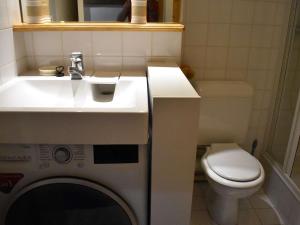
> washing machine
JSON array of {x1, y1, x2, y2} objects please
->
[{"x1": 0, "y1": 144, "x2": 148, "y2": 225}]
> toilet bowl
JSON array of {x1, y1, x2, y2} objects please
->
[
  {"x1": 196, "y1": 81, "x2": 265, "y2": 225},
  {"x1": 201, "y1": 143, "x2": 265, "y2": 225}
]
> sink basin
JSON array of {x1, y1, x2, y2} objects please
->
[
  {"x1": 0, "y1": 76, "x2": 148, "y2": 144},
  {"x1": 0, "y1": 76, "x2": 147, "y2": 112}
]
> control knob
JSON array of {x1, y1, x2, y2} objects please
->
[{"x1": 53, "y1": 146, "x2": 71, "y2": 164}]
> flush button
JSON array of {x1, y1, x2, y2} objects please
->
[{"x1": 53, "y1": 147, "x2": 71, "y2": 164}]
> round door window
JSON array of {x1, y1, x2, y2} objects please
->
[{"x1": 5, "y1": 178, "x2": 137, "y2": 225}]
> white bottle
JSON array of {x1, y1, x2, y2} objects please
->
[{"x1": 131, "y1": 0, "x2": 147, "y2": 24}]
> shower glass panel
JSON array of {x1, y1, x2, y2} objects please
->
[
  {"x1": 267, "y1": 0, "x2": 300, "y2": 192},
  {"x1": 268, "y1": 11, "x2": 300, "y2": 167}
]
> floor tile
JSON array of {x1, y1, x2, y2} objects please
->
[
  {"x1": 239, "y1": 199, "x2": 252, "y2": 210},
  {"x1": 190, "y1": 211, "x2": 215, "y2": 225},
  {"x1": 238, "y1": 209, "x2": 261, "y2": 225},
  {"x1": 191, "y1": 182, "x2": 284, "y2": 225},
  {"x1": 195, "y1": 181, "x2": 209, "y2": 194},
  {"x1": 192, "y1": 194, "x2": 207, "y2": 210}
]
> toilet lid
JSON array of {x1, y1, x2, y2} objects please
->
[{"x1": 206, "y1": 143, "x2": 261, "y2": 182}]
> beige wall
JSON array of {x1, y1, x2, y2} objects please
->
[{"x1": 182, "y1": 0, "x2": 292, "y2": 156}]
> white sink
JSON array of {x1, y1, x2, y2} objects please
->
[
  {"x1": 0, "y1": 76, "x2": 147, "y2": 112},
  {"x1": 0, "y1": 76, "x2": 148, "y2": 144}
]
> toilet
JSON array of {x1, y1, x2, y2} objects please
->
[{"x1": 196, "y1": 81, "x2": 265, "y2": 225}]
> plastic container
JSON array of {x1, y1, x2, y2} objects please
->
[
  {"x1": 21, "y1": 0, "x2": 51, "y2": 24},
  {"x1": 131, "y1": 0, "x2": 147, "y2": 24}
]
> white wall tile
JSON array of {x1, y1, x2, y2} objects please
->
[
  {"x1": 123, "y1": 32, "x2": 151, "y2": 56},
  {"x1": 62, "y1": 31, "x2": 92, "y2": 57},
  {"x1": 226, "y1": 69, "x2": 247, "y2": 81},
  {"x1": 152, "y1": 32, "x2": 182, "y2": 57},
  {"x1": 251, "y1": 26, "x2": 274, "y2": 48},
  {"x1": 0, "y1": 0, "x2": 9, "y2": 29},
  {"x1": 275, "y1": 3, "x2": 290, "y2": 26},
  {"x1": 227, "y1": 47, "x2": 249, "y2": 69},
  {"x1": 192, "y1": 68, "x2": 205, "y2": 80},
  {"x1": 271, "y1": 26, "x2": 284, "y2": 48},
  {"x1": 0, "y1": 28, "x2": 15, "y2": 67},
  {"x1": 253, "y1": 2, "x2": 277, "y2": 25},
  {"x1": 26, "y1": 56, "x2": 36, "y2": 70},
  {"x1": 16, "y1": 57, "x2": 28, "y2": 74},
  {"x1": 147, "y1": 56, "x2": 181, "y2": 65},
  {"x1": 253, "y1": 90, "x2": 265, "y2": 110},
  {"x1": 185, "y1": 0, "x2": 209, "y2": 23},
  {"x1": 247, "y1": 70, "x2": 268, "y2": 90},
  {"x1": 13, "y1": 32, "x2": 26, "y2": 60},
  {"x1": 265, "y1": 70, "x2": 277, "y2": 91},
  {"x1": 16, "y1": 30, "x2": 183, "y2": 73},
  {"x1": 231, "y1": 0, "x2": 255, "y2": 24},
  {"x1": 205, "y1": 69, "x2": 226, "y2": 80},
  {"x1": 33, "y1": 32, "x2": 63, "y2": 56},
  {"x1": 0, "y1": 61, "x2": 17, "y2": 83},
  {"x1": 184, "y1": 23, "x2": 207, "y2": 46},
  {"x1": 229, "y1": 25, "x2": 252, "y2": 47},
  {"x1": 34, "y1": 56, "x2": 64, "y2": 68},
  {"x1": 207, "y1": 24, "x2": 230, "y2": 46},
  {"x1": 93, "y1": 56, "x2": 122, "y2": 71},
  {"x1": 24, "y1": 32, "x2": 34, "y2": 56},
  {"x1": 92, "y1": 31, "x2": 122, "y2": 56},
  {"x1": 262, "y1": 91, "x2": 272, "y2": 110},
  {"x1": 182, "y1": 46, "x2": 206, "y2": 69},
  {"x1": 248, "y1": 48, "x2": 271, "y2": 70},
  {"x1": 208, "y1": 0, "x2": 233, "y2": 23},
  {"x1": 205, "y1": 47, "x2": 227, "y2": 69},
  {"x1": 123, "y1": 57, "x2": 146, "y2": 70}
]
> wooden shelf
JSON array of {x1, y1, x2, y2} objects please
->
[{"x1": 13, "y1": 22, "x2": 184, "y2": 32}]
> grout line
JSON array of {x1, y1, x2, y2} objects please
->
[
  {"x1": 224, "y1": 0, "x2": 234, "y2": 80},
  {"x1": 121, "y1": 31, "x2": 124, "y2": 72}
]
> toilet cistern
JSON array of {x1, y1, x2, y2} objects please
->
[{"x1": 69, "y1": 52, "x2": 85, "y2": 80}]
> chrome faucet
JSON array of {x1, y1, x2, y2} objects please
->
[{"x1": 69, "y1": 52, "x2": 84, "y2": 80}]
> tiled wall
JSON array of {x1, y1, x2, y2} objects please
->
[
  {"x1": 0, "y1": 0, "x2": 26, "y2": 84},
  {"x1": 22, "y1": 31, "x2": 182, "y2": 72},
  {"x1": 182, "y1": 0, "x2": 292, "y2": 155}
]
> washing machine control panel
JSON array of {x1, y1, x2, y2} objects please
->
[
  {"x1": 0, "y1": 145, "x2": 34, "y2": 162},
  {"x1": 39, "y1": 145, "x2": 85, "y2": 164}
]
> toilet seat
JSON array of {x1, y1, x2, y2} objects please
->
[
  {"x1": 201, "y1": 143, "x2": 265, "y2": 189},
  {"x1": 207, "y1": 143, "x2": 261, "y2": 182}
]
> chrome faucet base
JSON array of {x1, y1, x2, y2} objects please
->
[{"x1": 69, "y1": 52, "x2": 85, "y2": 80}]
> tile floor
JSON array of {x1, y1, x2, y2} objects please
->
[{"x1": 191, "y1": 182, "x2": 284, "y2": 225}]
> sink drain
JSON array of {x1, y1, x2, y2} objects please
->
[{"x1": 101, "y1": 91, "x2": 114, "y2": 95}]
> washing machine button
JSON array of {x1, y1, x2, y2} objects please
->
[{"x1": 53, "y1": 147, "x2": 71, "y2": 164}]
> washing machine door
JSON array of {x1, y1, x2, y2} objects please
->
[{"x1": 4, "y1": 178, "x2": 138, "y2": 225}]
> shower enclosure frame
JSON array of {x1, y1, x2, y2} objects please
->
[{"x1": 265, "y1": 0, "x2": 300, "y2": 201}]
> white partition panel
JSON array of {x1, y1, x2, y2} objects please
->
[{"x1": 148, "y1": 64, "x2": 200, "y2": 225}]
